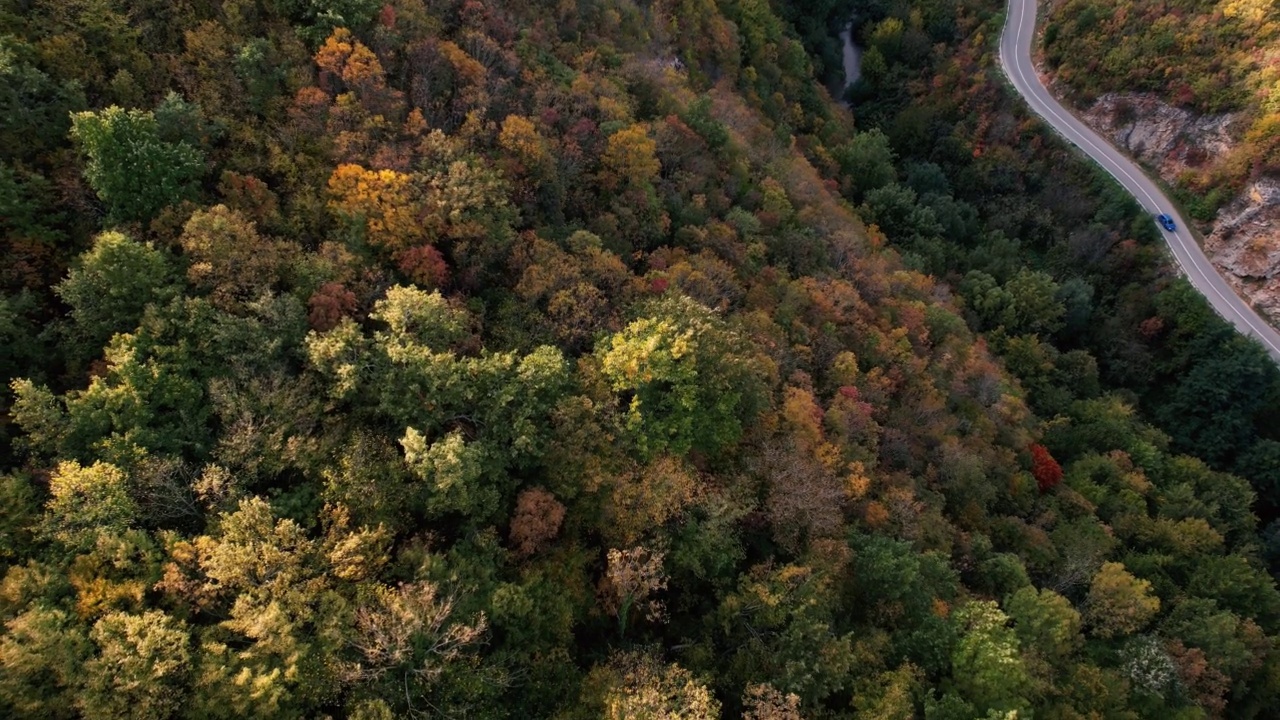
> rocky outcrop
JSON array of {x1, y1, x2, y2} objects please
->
[
  {"x1": 1205, "y1": 179, "x2": 1280, "y2": 323},
  {"x1": 1079, "y1": 93, "x2": 1238, "y2": 180},
  {"x1": 1073, "y1": 93, "x2": 1280, "y2": 327}
]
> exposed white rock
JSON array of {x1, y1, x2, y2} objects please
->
[
  {"x1": 1205, "y1": 179, "x2": 1280, "y2": 325},
  {"x1": 1079, "y1": 93, "x2": 1238, "y2": 179}
]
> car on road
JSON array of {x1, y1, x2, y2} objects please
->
[{"x1": 1157, "y1": 213, "x2": 1177, "y2": 232}]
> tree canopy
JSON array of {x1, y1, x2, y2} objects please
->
[{"x1": 1, "y1": 0, "x2": 1279, "y2": 717}]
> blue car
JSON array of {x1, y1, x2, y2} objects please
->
[{"x1": 1157, "y1": 213, "x2": 1177, "y2": 232}]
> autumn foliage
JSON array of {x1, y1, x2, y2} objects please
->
[
  {"x1": 4, "y1": 0, "x2": 1280, "y2": 717},
  {"x1": 1029, "y1": 443, "x2": 1063, "y2": 492},
  {"x1": 508, "y1": 487, "x2": 565, "y2": 557},
  {"x1": 307, "y1": 281, "x2": 358, "y2": 331},
  {"x1": 327, "y1": 164, "x2": 424, "y2": 250},
  {"x1": 394, "y1": 244, "x2": 450, "y2": 289}
]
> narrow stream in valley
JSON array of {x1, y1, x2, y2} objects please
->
[{"x1": 838, "y1": 16, "x2": 862, "y2": 104}]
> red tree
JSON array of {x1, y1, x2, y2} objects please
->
[
  {"x1": 308, "y1": 282, "x2": 358, "y2": 332},
  {"x1": 395, "y1": 244, "x2": 450, "y2": 289},
  {"x1": 1029, "y1": 443, "x2": 1063, "y2": 492}
]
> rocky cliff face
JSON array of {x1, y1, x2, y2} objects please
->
[
  {"x1": 1074, "y1": 93, "x2": 1280, "y2": 328},
  {"x1": 1206, "y1": 179, "x2": 1280, "y2": 324}
]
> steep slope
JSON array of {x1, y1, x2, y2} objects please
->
[
  {"x1": 0, "y1": 0, "x2": 1279, "y2": 718},
  {"x1": 999, "y1": 0, "x2": 1280, "y2": 361},
  {"x1": 1078, "y1": 93, "x2": 1280, "y2": 326},
  {"x1": 1041, "y1": 0, "x2": 1280, "y2": 329}
]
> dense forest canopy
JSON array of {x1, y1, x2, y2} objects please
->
[{"x1": 2, "y1": 0, "x2": 1280, "y2": 717}]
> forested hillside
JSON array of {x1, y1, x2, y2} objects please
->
[
  {"x1": 1041, "y1": 0, "x2": 1280, "y2": 211},
  {"x1": 2, "y1": 0, "x2": 1280, "y2": 717}
]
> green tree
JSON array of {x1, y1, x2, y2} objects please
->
[
  {"x1": 960, "y1": 269, "x2": 1065, "y2": 337},
  {"x1": 42, "y1": 460, "x2": 138, "y2": 550},
  {"x1": 0, "y1": 162, "x2": 64, "y2": 245},
  {"x1": 0, "y1": 291, "x2": 44, "y2": 391},
  {"x1": 1154, "y1": 332, "x2": 1278, "y2": 467},
  {"x1": 1005, "y1": 586, "x2": 1082, "y2": 661},
  {"x1": 1186, "y1": 554, "x2": 1280, "y2": 632},
  {"x1": 1237, "y1": 439, "x2": 1280, "y2": 516},
  {"x1": 321, "y1": 286, "x2": 573, "y2": 521},
  {"x1": 716, "y1": 562, "x2": 859, "y2": 705},
  {"x1": 0, "y1": 472, "x2": 39, "y2": 562},
  {"x1": 70, "y1": 106, "x2": 205, "y2": 223},
  {"x1": 234, "y1": 39, "x2": 285, "y2": 113},
  {"x1": 852, "y1": 664, "x2": 922, "y2": 720},
  {"x1": 0, "y1": 36, "x2": 85, "y2": 162},
  {"x1": 1158, "y1": 597, "x2": 1260, "y2": 681},
  {"x1": 851, "y1": 533, "x2": 960, "y2": 631},
  {"x1": 833, "y1": 128, "x2": 898, "y2": 202},
  {"x1": 0, "y1": 607, "x2": 91, "y2": 719},
  {"x1": 860, "y1": 46, "x2": 889, "y2": 87},
  {"x1": 370, "y1": 285, "x2": 469, "y2": 351},
  {"x1": 13, "y1": 299, "x2": 237, "y2": 463},
  {"x1": 55, "y1": 231, "x2": 178, "y2": 356},
  {"x1": 293, "y1": 0, "x2": 383, "y2": 45},
  {"x1": 950, "y1": 600, "x2": 1032, "y2": 715},
  {"x1": 400, "y1": 428, "x2": 494, "y2": 518},
  {"x1": 152, "y1": 91, "x2": 217, "y2": 148},
  {"x1": 82, "y1": 610, "x2": 191, "y2": 720},
  {"x1": 598, "y1": 294, "x2": 771, "y2": 458},
  {"x1": 859, "y1": 184, "x2": 944, "y2": 257},
  {"x1": 1000, "y1": 269, "x2": 1065, "y2": 337}
]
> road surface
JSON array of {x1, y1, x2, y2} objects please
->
[{"x1": 998, "y1": 0, "x2": 1280, "y2": 363}]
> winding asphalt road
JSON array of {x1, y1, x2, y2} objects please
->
[{"x1": 998, "y1": 0, "x2": 1280, "y2": 362}]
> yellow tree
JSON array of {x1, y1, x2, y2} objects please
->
[
  {"x1": 179, "y1": 205, "x2": 299, "y2": 311},
  {"x1": 82, "y1": 611, "x2": 191, "y2": 720},
  {"x1": 343, "y1": 582, "x2": 487, "y2": 685},
  {"x1": 602, "y1": 456, "x2": 700, "y2": 546},
  {"x1": 327, "y1": 164, "x2": 424, "y2": 251},
  {"x1": 601, "y1": 123, "x2": 661, "y2": 191},
  {"x1": 498, "y1": 114, "x2": 550, "y2": 172},
  {"x1": 581, "y1": 650, "x2": 720, "y2": 720},
  {"x1": 314, "y1": 28, "x2": 404, "y2": 118},
  {"x1": 603, "y1": 545, "x2": 668, "y2": 637},
  {"x1": 498, "y1": 114, "x2": 552, "y2": 208},
  {"x1": 1084, "y1": 562, "x2": 1160, "y2": 639},
  {"x1": 42, "y1": 461, "x2": 138, "y2": 550},
  {"x1": 0, "y1": 606, "x2": 91, "y2": 717},
  {"x1": 743, "y1": 683, "x2": 803, "y2": 720}
]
